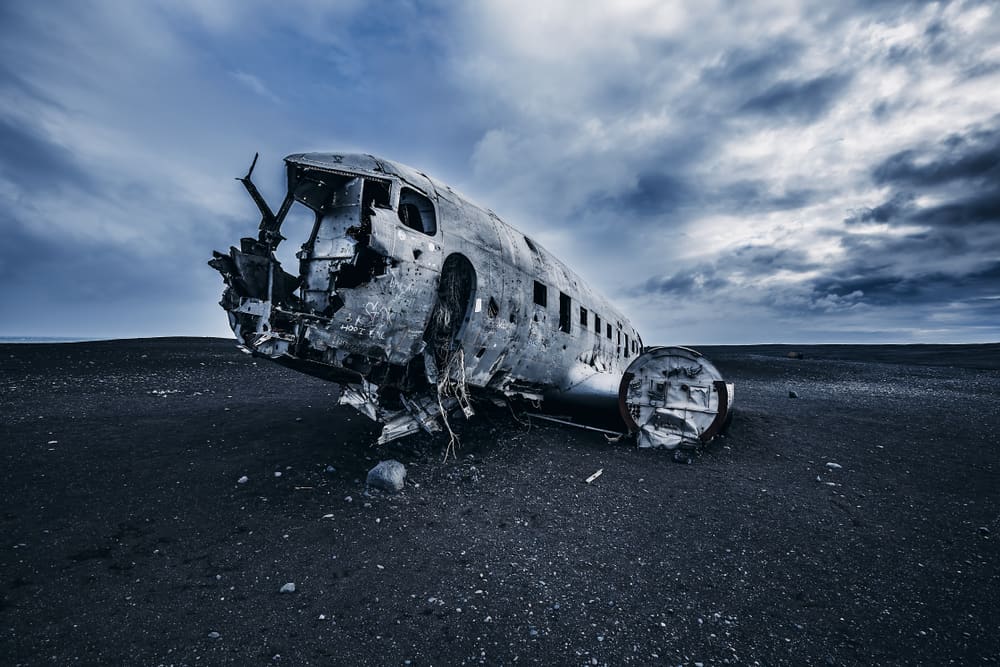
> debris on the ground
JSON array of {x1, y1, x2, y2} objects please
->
[
  {"x1": 367, "y1": 460, "x2": 407, "y2": 493},
  {"x1": 789, "y1": 390, "x2": 799, "y2": 398},
  {"x1": 585, "y1": 469, "x2": 604, "y2": 484},
  {"x1": 237, "y1": 475, "x2": 248, "y2": 484},
  {"x1": 279, "y1": 583, "x2": 296, "y2": 593},
  {"x1": 274, "y1": 471, "x2": 282, "y2": 477},
  {"x1": 826, "y1": 462, "x2": 843, "y2": 469},
  {"x1": 208, "y1": 631, "x2": 221, "y2": 639}
]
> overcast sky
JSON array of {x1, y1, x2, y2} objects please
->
[{"x1": 2, "y1": 0, "x2": 998, "y2": 343}]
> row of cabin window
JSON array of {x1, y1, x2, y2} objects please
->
[{"x1": 531, "y1": 280, "x2": 639, "y2": 356}]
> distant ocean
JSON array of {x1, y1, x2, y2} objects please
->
[{"x1": 0, "y1": 337, "x2": 109, "y2": 344}]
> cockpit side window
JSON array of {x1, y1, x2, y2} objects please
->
[{"x1": 398, "y1": 187, "x2": 437, "y2": 235}]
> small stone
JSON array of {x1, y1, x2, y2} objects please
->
[
  {"x1": 788, "y1": 390, "x2": 798, "y2": 398},
  {"x1": 318, "y1": 614, "x2": 326, "y2": 620},
  {"x1": 979, "y1": 527, "x2": 990, "y2": 537},
  {"x1": 279, "y1": 582, "x2": 296, "y2": 594},
  {"x1": 345, "y1": 496, "x2": 353, "y2": 503},
  {"x1": 367, "y1": 460, "x2": 407, "y2": 493},
  {"x1": 237, "y1": 476, "x2": 249, "y2": 484},
  {"x1": 672, "y1": 450, "x2": 691, "y2": 464},
  {"x1": 826, "y1": 462, "x2": 842, "y2": 469},
  {"x1": 274, "y1": 471, "x2": 282, "y2": 477},
  {"x1": 208, "y1": 631, "x2": 221, "y2": 639},
  {"x1": 325, "y1": 465, "x2": 336, "y2": 473}
]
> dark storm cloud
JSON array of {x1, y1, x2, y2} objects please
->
[
  {"x1": 587, "y1": 172, "x2": 821, "y2": 225},
  {"x1": 844, "y1": 193, "x2": 916, "y2": 225},
  {"x1": 852, "y1": 119, "x2": 1000, "y2": 234},
  {"x1": 873, "y1": 126, "x2": 1000, "y2": 188},
  {"x1": 709, "y1": 180, "x2": 821, "y2": 214},
  {"x1": 0, "y1": 115, "x2": 94, "y2": 192},
  {"x1": 609, "y1": 171, "x2": 694, "y2": 217},
  {"x1": 811, "y1": 260, "x2": 1000, "y2": 307},
  {"x1": 701, "y1": 39, "x2": 803, "y2": 86},
  {"x1": 911, "y1": 193, "x2": 1000, "y2": 227},
  {"x1": 634, "y1": 245, "x2": 819, "y2": 296},
  {"x1": 739, "y1": 72, "x2": 851, "y2": 122}
]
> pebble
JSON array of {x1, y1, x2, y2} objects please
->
[
  {"x1": 345, "y1": 496, "x2": 353, "y2": 503},
  {"x1": 979, "y1": 527, "x2": 990, "y2": 537},
  {"x1": 237, "y1": 476, "x2": 249, "y2": 484},
  {"x1": 325, "y1": 465, "x2": 336, "y2": 473},
  {"x1": 788, "y1": 390, "x2": 798, "y2": 398},
  {"x1": 208, "y1": 631, "x2": 221, "y2": 639},
  {"x1": 826, "y1": 462, "x2": 843, "y2": 469},
  {"x1": 280, "y1": 582, "x2": 296, "y2": 593},
  {"x1": 274, "y1": 471, "x2": 282, "y2": 477}
]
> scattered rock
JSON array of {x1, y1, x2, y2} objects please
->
[
  {"x1": 237, "y1": 476, "x2": 249, "y2": 484},
  {"x1": 788, "y1": 390, "x2": 799, "y2": 398},
  {"x1": 325, "y1": 465, "x2": 336, "y2": 473},
  {"x1": 208, "y1": 631, "x2": 221, "y2": 639},
  {"x1": 279, "y1": 582, "x2": 296, "y2": 594},
  {"x1": 979, "y1": 527, "x2": 990, "y2": 537},
  {"x1": 672, "y1": 450, "x2": 691, "y2": 464},
  {"x1": 345, "y1": 496, "x2": 353, "y2": 503},
  {"x1": 274, "y1": 471, "x2": 282, "y2": 477},
  {"x1": 367, "y1": 460, "x2": 407, "y2": 493},
  {"x1": 826, "y1": 462, "x2": 843, "y2": 469}
]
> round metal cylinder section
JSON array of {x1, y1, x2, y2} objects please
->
[{"x1": 618, "y1": 346, "x2": 733, "y2": 449}]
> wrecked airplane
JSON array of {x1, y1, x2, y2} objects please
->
[{"x1": 209, "y1": 153, "x2": 733, "y2": 453}]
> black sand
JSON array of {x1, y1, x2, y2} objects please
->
[{"x1": 1, "y1": 338, "x2": 998, "y2": 665}]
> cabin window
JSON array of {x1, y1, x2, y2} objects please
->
[
  {"x1": 595, "y1": 314, "x2": 601, "y2": 335},
  {"x1": 533, "y1": 281, "x2": 547, "y2": 307},
  {"x1": 362, "y1": 179, "x2": 391, "y2": 211},
  {"x1": 625, "y1": 333, "x2": 630, "y2": 357},
  {"x1": 606, "y1": 323, "x2": 612, "y2": 339},
  {"x1": 579, "y1": 306, "x2": 588, "y2": 326},
  {"x1": 559, "y1": 292, "x2": 571, "y2": 333},
  {"x1": 398, "y1": 187, "x2": 437, "y2": 235}
]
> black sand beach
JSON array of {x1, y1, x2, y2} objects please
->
[{"x1": 1, "y1": 338, "x2": 998, "y2": 665}]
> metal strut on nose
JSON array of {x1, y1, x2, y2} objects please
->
[{"x1": 237, "y1": 152, "x2": 293, "y2": 251}]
